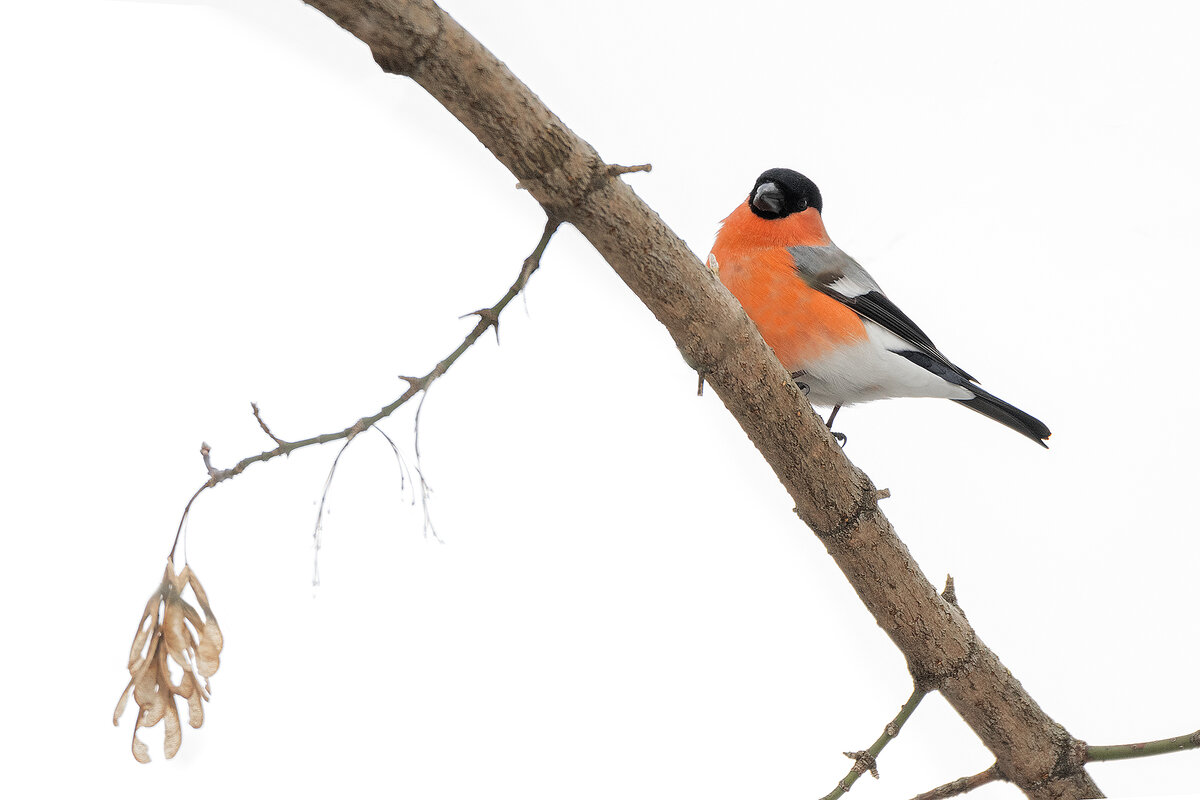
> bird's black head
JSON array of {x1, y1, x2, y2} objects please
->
[{"x1": 748, "y1": 168, "x2": 823, "y2": 220}]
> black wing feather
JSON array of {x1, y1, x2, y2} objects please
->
[{"x1": 827, "y1": 289, "x2": 978, "y2": 384}]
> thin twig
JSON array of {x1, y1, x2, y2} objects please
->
[
  {"x1": 168, "y1": 484, "x2": 208, "y2": 562},
  {"x1": 312, "y1": 438, "x2": 354, "y2": 587},
  {"x1": 907, "y1": 764, "x2": 1002, "y2": 800},
  {"x1": 411, "y1": 388, "x2": 438, "y2": 541},
  {"x1": 607, "y1": 162, "x2": 652, "y2": 176},
  {"x1": 1087, "y1": 729, "x2": 1200, "y2": 762},
  {"x1": 251, "y1": 402, "x2": 287, "y2": 447},
  {"x1": 818, "y1": 686, "x2": 928, "y2": 800},
  {"x1": 200, "y1": 443, "x2": 215, "y2": 477},
  {"x1": 167, "y1": 217, "x2": 561, "y2": 558},
  {"x1": 373, "y1": 425, "x2": 412, "y2": 495}
]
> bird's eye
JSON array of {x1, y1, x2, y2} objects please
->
[{"x1": 794, "y1": 198, "x2": 808, "y2": 212}]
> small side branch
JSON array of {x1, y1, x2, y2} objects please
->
[
  {"x1": 168, "y1": 217, "x2": 561, "y2": 560},
  {"x1": 1087, "y1": 728, "x2": 1200, "y2": 762},
  {"x1": 908, "y1": 764, "x2": 1002, "y2": 800},
  {"x1": 818, "y1": 686, "x2": 928, "y2": 800},
  {"x1": 251, "y1": 402, "x2": 287, "y2": 447},
  {"x1": 607, "y1": 162, "x2": 652, "y2": 176}
]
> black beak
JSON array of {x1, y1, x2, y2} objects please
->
[{"x1": 752, "y1": 182, "x2": 785, "y2": 215}]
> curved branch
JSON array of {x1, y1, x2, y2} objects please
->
[
  {"x1": 296, "y1": 2, "x2": 1101, "y2": 796},
  {"x1": 168, "y1": 216, "x2": 560, "y2": 560},
  {"x1": 1087, "y1": 729, "x2": 1200, "y2": 762}
]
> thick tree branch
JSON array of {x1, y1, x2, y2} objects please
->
[
  {"x1": 295, "y1": 1, "x2": 1101, "y2": 796},
  {"x1": 168, "y1": 216, "x2": 559, "y2": 560}
]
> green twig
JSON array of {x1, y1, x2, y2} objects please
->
[
  {"x1": 1087, "y1": 729, "x2": 1200, "y2": 762},
  {"x1": 818, "y1": 687, "x2": 928, "y2": 800},
  {"x1": 168, "y1": 216, "x2": 561, "y2": 560}
]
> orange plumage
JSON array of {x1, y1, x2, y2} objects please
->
[
  {"x1": 711, "y1": 202, "x2": 865, "y2": 370},
  {"x1": 706, "y1": 167, "x2": 1051, "y2": 446}
]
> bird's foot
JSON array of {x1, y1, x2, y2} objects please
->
[
  {"x1": 790, "y1": 371, "x2": 810, "y2": 396},
  {"x1": 832, "y1": 431, "x2": 848, "y2": 447}
]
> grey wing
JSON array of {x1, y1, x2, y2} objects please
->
[{"x1": 787, "y1": 244, "x2": 977, "y2": 384}]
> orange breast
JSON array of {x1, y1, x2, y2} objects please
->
[{"x1": 712, "y1": 239, "x2": 866, "y2": 371}]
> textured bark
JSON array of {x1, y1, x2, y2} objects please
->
[{"x1": 299, "y1": 1, "x2": 1102, "y2": 796}]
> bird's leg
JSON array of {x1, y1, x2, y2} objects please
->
[
  {"x1": 791, "y1": 372, "x2": 845, "y2": 444},
  {"x1": 825, "y1": 405, "x2": 847, "y2": 447}
]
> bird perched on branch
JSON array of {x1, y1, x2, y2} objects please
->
[{"x1": 708, "y1": 168, "x2": 1050, "y2": 446}]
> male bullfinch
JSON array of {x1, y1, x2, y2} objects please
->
[{"x1": 708, "y1": 168, "x2": 1051, "y2": 446}]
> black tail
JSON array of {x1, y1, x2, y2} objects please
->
[{"x1": 953, "y1": 388, "x2": 1051, "y2": 447}]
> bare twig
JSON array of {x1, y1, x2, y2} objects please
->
[
  {"x1": 908, "y1": 765, "x2": 1002, "y2": 800},
  {"x1": 251, "y1": 402, "x2": 287, "y2": 447},
  {"x1": 818, "y1": 686, "x2": 928, "y2": 800},
  {"x1": 311, "y1": 438, "x2": 354, "y2": 587},
  {"x1": 411, "y1": 389, "x2": 437, "y2": 540},
  {"x1": 200, "y1": 442, "x2": 215, "y2": 477},
  {"x1": 1087, "y1": 729, "x2": 1200, "y2": 762},
  {"x1": 167, "y1": 217, "x2": 561, "y2": 559},
  {"x1": 373, "y1": 424, "x2": 412, "y2": 494}
]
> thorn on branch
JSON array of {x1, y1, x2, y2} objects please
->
[
  {"x1": 607, "y1": 162, "x2": 652, "y2": 177},
  {"x1": 251, "y1": 402, "x2": 287, "y2": 448},
  {"x1": 461, "y1": 307, "x2": 502, "y2": 344},
  {"x1": 875, "y1": 488, "x2": 891, "y2": 501},
  {"x1": 696, "y1": 369, "x2": 707, "y2": 397},
  {"x1": 942, "y1": 575, "x2": 958, "y2": 606}
]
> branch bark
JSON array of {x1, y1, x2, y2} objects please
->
[{"x1": 297, "y1": 1, "x2": 1102, "y2": 796}]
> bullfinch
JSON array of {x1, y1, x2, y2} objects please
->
[{"x1": 708, "y1": 168, "x2": 1051, "y2": 446}]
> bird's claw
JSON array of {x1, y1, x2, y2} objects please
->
[
  {"x1": 791, "y1": 372, "x2": 810, "y2": 396},
  {"x1": 832, "y1": 431, "x2": 847, "y2": 447}
]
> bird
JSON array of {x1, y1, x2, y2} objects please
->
[{"x1": 707, "y1": 168, "x2": 1051, "y2": 447}]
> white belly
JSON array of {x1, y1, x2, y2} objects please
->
[{"x1": 796, "y1": 321, "x2": 974, "y2": 407}]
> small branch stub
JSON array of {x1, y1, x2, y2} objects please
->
[
  {"x1": 200, "y1": 442, "x2": 215, "y2": 478},
  {"x1": 942, "y1": 574, "x2": 958, "y2": 606},
  {"x1": 607, "y1": 162, "x2": 652, "y2": 176}
]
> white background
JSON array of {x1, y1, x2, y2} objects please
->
[{"x1": 3, "y1": 1, "x2": 1199, "y2": 798}]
